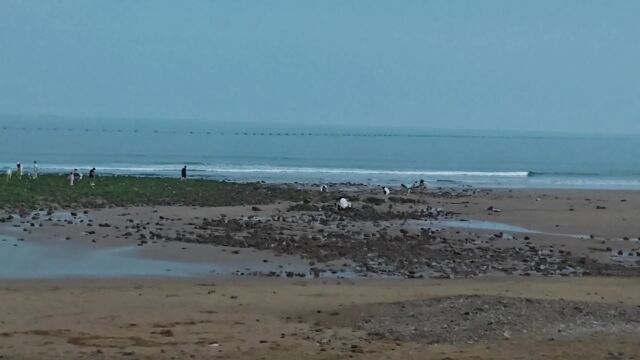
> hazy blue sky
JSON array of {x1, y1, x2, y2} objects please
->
[{"x1": 1, "y1": 1, "x2": 639, "y2": 133}]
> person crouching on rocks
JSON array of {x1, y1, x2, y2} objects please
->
[{"x1": 73, "y1": 169, "x2": 83, "y2": 182}]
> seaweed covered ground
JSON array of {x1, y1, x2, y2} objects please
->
[{"x1": 0, "y1": 174, "x2": 325, "y2": 208}]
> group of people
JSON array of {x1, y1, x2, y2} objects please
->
[
  {"x1": 5, "y1": 161, "x2": 37, "y2": 181},
  {"x1": 321, "y1": 179, "x2": 428, "y2": 196},
  {"x1": 401, "y1": 179, "x2": 427, "y2": 194},
  {"x1": 6, "y1": 163, "x2": 422, "y2": 189},
  {"x1": 68, "y1": 167, "x2": 96, "y2": 186},
  {"x1": 6, "y1": 164, "x2": 189, "y2": 184},
  {"x1": 5, "y1": 161, "x2": 97, "y2": 187}
]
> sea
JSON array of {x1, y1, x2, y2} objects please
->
[{"x1": 2, "y1": 117, "x2": 640, "y2": 190}]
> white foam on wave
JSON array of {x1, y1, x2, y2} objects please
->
[
  {"x1": 26, "y1": 164, "x2": 530, "y2": 178},
  {"x1": 5, "y1": 162, "x2": 640, "y2": 189},
  {"x1": 549, "y1": 178, "x2": 640, "y2": 187},
  {"x1": 193, "y1": 167, "x2": 530, "y2": 177}
]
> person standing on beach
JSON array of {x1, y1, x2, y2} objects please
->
[
  {"x1": 69, "y1": 171, "x2": 75, "y2": 186},
  {"x1": 181, "y1": 166, "x2": 187, "y2": 181},
  {"x1": 16, "y1": 162, "x2": 22, "y2": 179},
  {"x1": 32, "y1": 161, "x2": 38, "y2": 179},
  {"x1": 89, "y1": 167, "x2": 96, "y2": 186}
]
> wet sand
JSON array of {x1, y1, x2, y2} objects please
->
[
  {"x1": 1, "y1": 186, "x2": 640, "y2": 358},
  {"x1": 6, "y1": 186, "x2": 639, "y2": 277}
]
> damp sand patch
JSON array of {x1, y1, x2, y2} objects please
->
[{"x1": 314, "y1": 295, "x2": 640, "y2": 344}]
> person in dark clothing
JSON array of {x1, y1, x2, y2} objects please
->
[
  {"x1": 89, "y1": 168, "x2": 96, "y2": 186},
  {"x1": 181, "y1": 166, "x2": 187, "y2": 181}
]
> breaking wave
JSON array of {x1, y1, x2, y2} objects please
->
[{"x1": 21, "y1": 164, "x2": 531, "y2": 178}]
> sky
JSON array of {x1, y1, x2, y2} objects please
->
[{"x1": 1, "y1": 1, "x2": 639, "y2": 134}]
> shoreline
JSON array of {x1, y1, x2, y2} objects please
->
[{"x1": 6, "y1": 169, "x2": 640, "y2": 190}]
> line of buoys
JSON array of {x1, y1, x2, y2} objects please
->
[{"x1": 0, "y1": 126, "x2": 443, "y2": 138}]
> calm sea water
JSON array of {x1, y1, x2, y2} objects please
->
[{"x1": 2, "y1": 117, "x2": 640, "y2": 189}]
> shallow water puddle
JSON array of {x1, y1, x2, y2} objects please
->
[
  {"x1": 611, "y1": 253, "x2": 640, "y2": 263},
  {"x1": 423, "y1": 219, "x2": 591, "y2": 239},
  {"x1": 431, "y1": 220, "x2": 537, "y2": 233},
  {"x1": 0, "y1": 235, "x2": 350, "y2": 279},
  {"x1": 0, "y1": 237, "x2": 213, "y2": 279}
]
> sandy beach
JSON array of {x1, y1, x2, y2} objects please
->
[
  {"x1": 2, "y1": 277, "x2": 640, "y2": 359},
  {"x1": 4, "y1": 1, "x2": 640, "y2": 358},
  {"x1": 1, "y1": 182, "x2": 640, "y2": 359}
]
